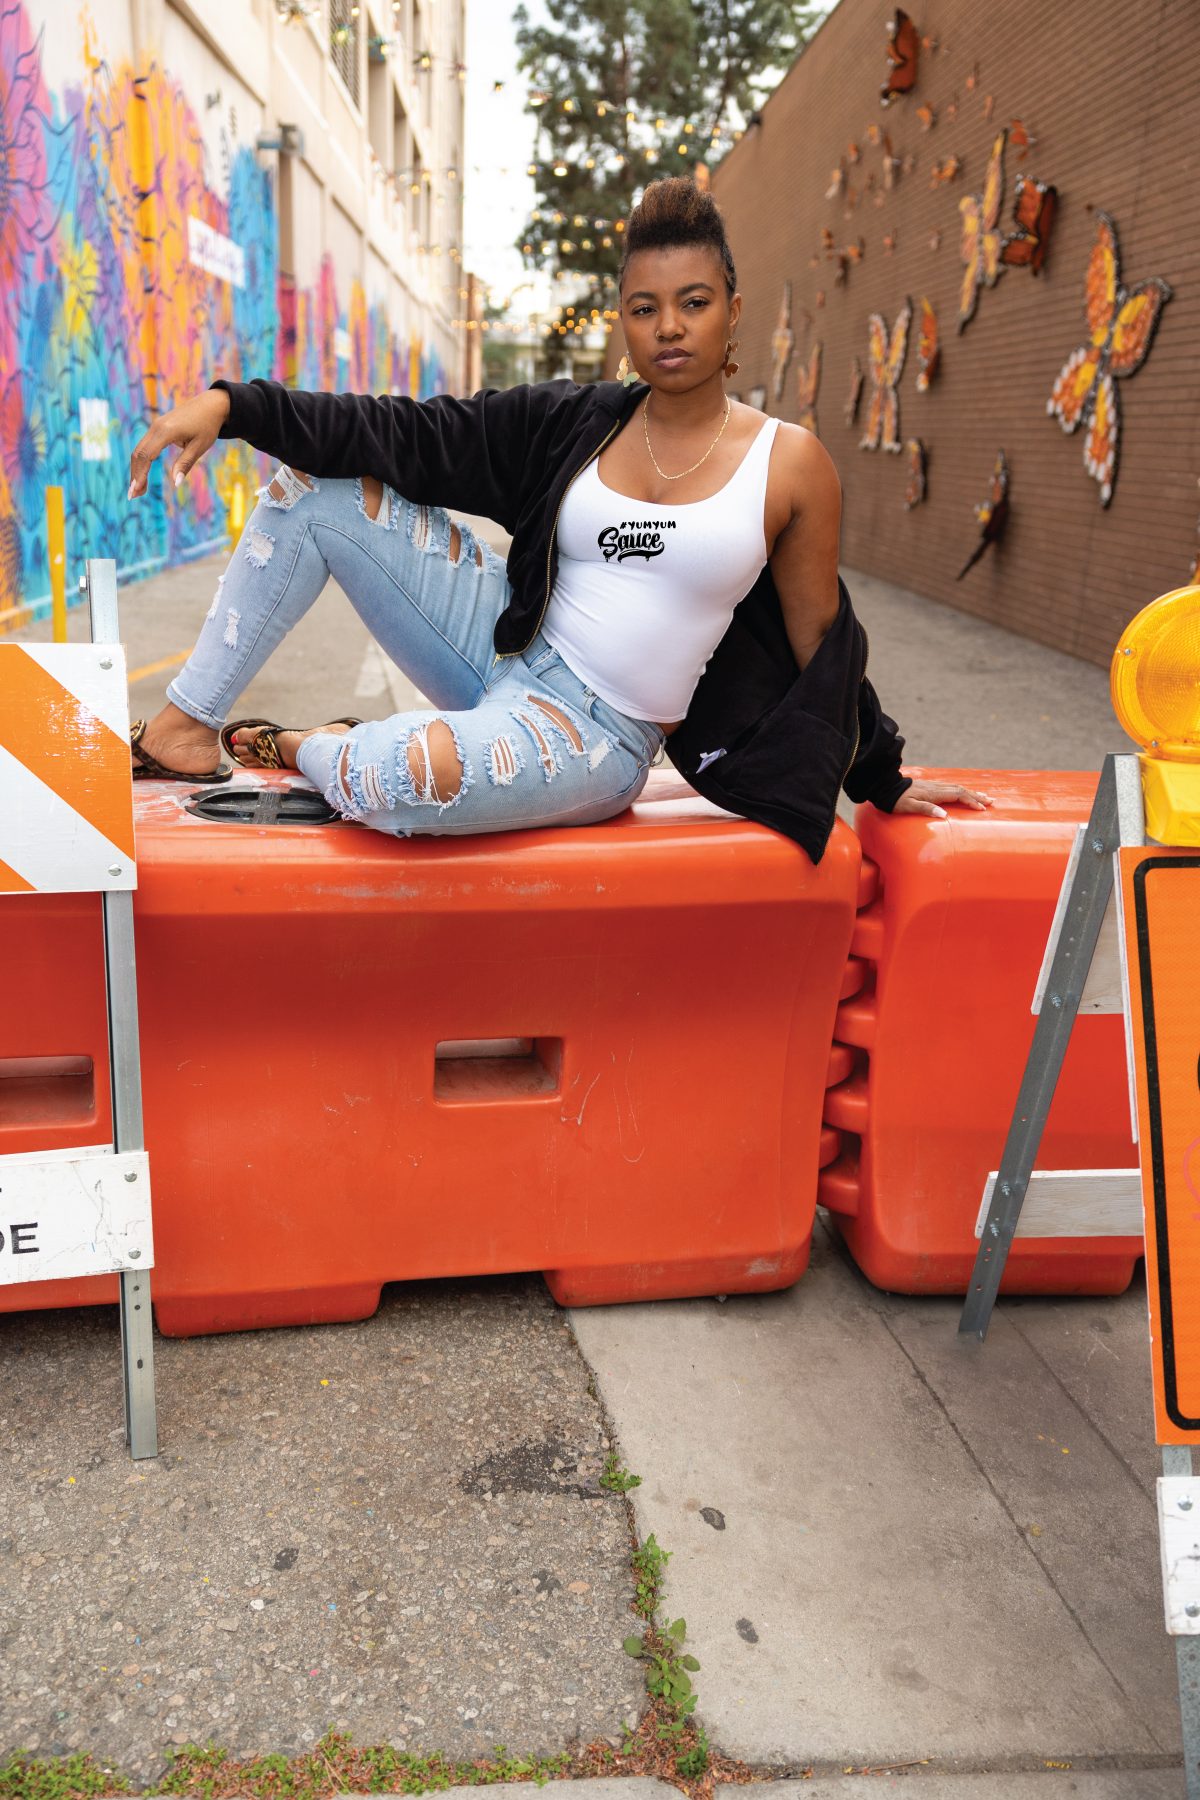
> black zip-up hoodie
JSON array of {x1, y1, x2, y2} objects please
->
[{"x1": 212, "y1": 373, "x2": 912, "y2": 859}]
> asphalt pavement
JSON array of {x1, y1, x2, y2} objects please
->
[{"x1": 2, "y1": 527, "x2": 1174, "y2": 1798}]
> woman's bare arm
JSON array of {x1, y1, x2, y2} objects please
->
[{"x1": 768, "y1": 426, "x2": 991, "y2": 817}]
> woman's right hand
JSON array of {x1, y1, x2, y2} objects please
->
[{"x1": 127, "y1": 388, "x2": 232, "y2": 499}]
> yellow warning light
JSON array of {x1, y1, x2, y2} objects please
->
[
  {"x1": 1111, "y1": 585, "x2": 1200, "y2": 762},
  {"x1": 1112, "y1": 585, "x2": 1200, "y2": 845}
]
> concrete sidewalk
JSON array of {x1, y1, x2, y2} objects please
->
[{"x1": 2, "y1": 543, "x2": 1177, "y2": 1796}]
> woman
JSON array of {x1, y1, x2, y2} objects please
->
[{"x1": 127, "y1": 178, "x2": 989, "y2": 853}]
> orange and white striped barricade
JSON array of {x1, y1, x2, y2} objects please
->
[{"x1": 0, "y1": 558, "x2": 156, "y2": 1459}]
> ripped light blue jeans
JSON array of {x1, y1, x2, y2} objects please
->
[{"x1": 166, "y1": 468, "x2": 665, "y2": 836}]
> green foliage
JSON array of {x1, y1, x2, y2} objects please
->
[
  {"x1": 0, "y1": 1752, "x2": 129, "y2": 1800},
  {"x1": 156, "y1": 1734, "x2": 573, "y2": 1798},
  {"x1": 599, "y1": 1451, "x2": 642, "y2": 1493},
  {"x1": 631, "y1": 1530, "x2": 670, "y2": 1616},
  {"x1": 674, "y1": 1728, "x2": 711, "y2": 1779},
  {"x1": 513, "y1": 0, "x2": 827, "y2": 310},
  {"x1": 623, "y1": 1615, "x2": 703, "y2": 1739}
]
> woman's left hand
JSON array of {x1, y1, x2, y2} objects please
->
[{"x1": 890, "y1": 777, "x2": 994, "y2": 820}]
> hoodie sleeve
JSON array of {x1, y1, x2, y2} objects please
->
[
  {"x1": 842, "y1": 675, "x2": 912, "y2": 811},
  {"x1": 209, "y1": 378, "x2": 568, "y2": 532}
]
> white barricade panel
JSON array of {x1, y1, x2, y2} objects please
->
[
  {"x1": 0, "y1": 1148, "x2": 153, "y2": 1283},
  {"x1": 0, "y1": 642, "x2": 135, "y2": 894}
]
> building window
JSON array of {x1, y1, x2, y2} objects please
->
[{"x1": 329, "y1": 0, "x2": 361, "y2": 107}]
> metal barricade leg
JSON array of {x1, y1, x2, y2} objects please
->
[
  {"x1": 1163, "y1": 1446, "x2": 1200, "y2": 1798},
  {"x1": 89, "y1": 560, "x2": 159, "y2": 1458},
  {"x1": 958, "y1": 756, "x2": 1123, "y2": 1339}
]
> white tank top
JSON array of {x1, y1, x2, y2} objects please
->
[{"x1": 543, "y1": 414, "x2": 780, "y2": 722}]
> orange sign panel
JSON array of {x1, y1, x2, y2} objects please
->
[{"x1": 1119, "y1": 849, "x2": 1200, "y2": 1443}]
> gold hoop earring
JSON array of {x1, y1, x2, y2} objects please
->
[
  {"x1": 616, "y1": 352, "x2": 641, "y2": 387},
  {"x1": 723, "y1": 338, "x2": 741, "y2": 378}
]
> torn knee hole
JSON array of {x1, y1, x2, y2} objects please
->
[
  {"x1": 407, "y1": 719, "x2": 464, "y2": 803},
  {"x1": 449, "y1": 522, "x2": 462, "y2": 563},
  {"x1": 474, "y1": 541, "x2": 484, "y2": 567}
]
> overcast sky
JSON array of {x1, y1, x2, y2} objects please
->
[{"x1": 462, "y1": 3, "x2": 548, "y2": 313}]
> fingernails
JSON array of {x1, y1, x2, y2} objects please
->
[
  {"x1": 173, "y1": 468, "x2": 184, "y2": 488},
  {"x1": 933, "y1": 807, "x2": 948, "y2": 819},
  {"x1": 127, "y1": 482, "x2": 136, "y2": 500}
]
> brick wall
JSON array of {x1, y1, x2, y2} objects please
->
[{"x1": 709, "y1": 0, "x2": 1199, "y2": 667}]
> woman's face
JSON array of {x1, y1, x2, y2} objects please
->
[{"x1": 619, "y1": 244, "x2": 740, "y2": 389}]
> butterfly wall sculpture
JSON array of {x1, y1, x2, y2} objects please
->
[
  {"x1": 1047, "y1": 212, "x2": 1171, "y2": 506},
  {"x1": 860, "y1": 298, "x2": 912, "y2": 453},
  {"x1": 770, "y1": 281, "x2": 795, "y2": 402},
  {"x1": 915, "y1": 298, "x2": 939, "y2": 390},
  {"x1": 957, "y1": 450, "x2": 1010, "y2": 578},
  {"x1": 958, "y1": 131, "x2": 1007, "y2": 329},
  {"x1": 881, "y1": 8, "x2": 918, "y2": 105},
  {"x1": 905, "y1": 439, "x2": 927, "y2": 508},
  {"x1": 1001, "y1": 173, "x2": 1057, "y2": 275},
  {"x1": 796, "y1": 342, "x2": 822, "y2": 434}
]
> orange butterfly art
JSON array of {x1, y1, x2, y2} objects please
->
[
  {"x1": 770, "y1": 280, "x2": 795, "y2": 401},
  {"x1": 881, "y1": 8, "x2": 919, "y2": 105},
  {"x1": 958, "y1": 130, "x2": 1007, "y2": 329},
  {"x1": 957, "y1": 450, "x2": 1010, "y2": 579},
  {"x1": 915, "y1": 297, "x2": 938, "y2": 390},
  {"x1": 797, "y1": 341, "x2": 822, "y2": 434},
  {"x1": 1047, "y1": 212, "x2": 1171, "y2": 506},
  {"x1": 904, "y1": 438, "x2": 927, "y2": 508},
  {"x1": 1000, "y1": 173, "x2": 1057, "y2": 274},
  {"x1": 860, "y1": 298, "x2": 912, "y2": 453}
]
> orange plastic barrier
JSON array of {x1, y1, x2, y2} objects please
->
[
  {"x1": 0, "y1": 768, "x2": 861, "y2": 1335},
  {"x1": 818, "y1": 768, "x2": 1141, "y2": 1295}
]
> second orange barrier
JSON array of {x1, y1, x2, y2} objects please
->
[{"x1": 819, "y1": 768, "x2": 1141, "y2": 1295}]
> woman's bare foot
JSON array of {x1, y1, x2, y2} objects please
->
[
  {"x1": 135, "y1": 703, "x2": 223, "y2": 775},
  {"x1": 226, "y1": 721, "x2": 354, "y2": 769}
]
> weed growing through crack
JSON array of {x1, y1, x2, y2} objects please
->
[
  {"x1": 598, "y1": 1451, "x2": 641, "y2": 1493},
  {"x1": 631, "y1": 1532, "x2": 670, "y2": 1617},
  {"x1": 154, "y1": 1737, "x2": 573, "y2": 1795},
  {"x1": 612, "y1": 1464, "x2": 709, "y2": 1781}
]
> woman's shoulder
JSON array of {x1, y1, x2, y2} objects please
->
[{"x1": 739, "y1": 407, "x2": 840, "y2": 517}]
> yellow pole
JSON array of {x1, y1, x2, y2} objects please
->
[{"x1": 46, "y1": 486, "x2": 66, "y2": 642}]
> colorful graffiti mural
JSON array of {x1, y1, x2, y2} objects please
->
[{"x1": 0, "y1": 1, "x2": 449, "y2": 621}]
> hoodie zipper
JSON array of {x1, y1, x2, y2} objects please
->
[{"x1": 495, "y1": 416, "x2": 623, "y2": 661}]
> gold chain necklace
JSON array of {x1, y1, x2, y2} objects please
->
[{"x1": 642, "y1": 394, "x2": 731, "y2": 481}]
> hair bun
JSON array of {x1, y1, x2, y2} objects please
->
[{"x1": 619, "y1": 177, "x2": 737, "y2": 299}]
